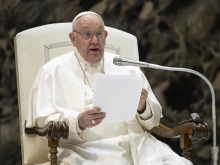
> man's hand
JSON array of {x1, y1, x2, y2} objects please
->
[
  {"x1": 78, "y1": 107, "x2": 106, "y2": 130},
  {"x1": 137, "y1": 88, "x2": 148, "y2": 113}
]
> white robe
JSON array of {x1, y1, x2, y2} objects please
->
[{"x1": 27, "y1": 51, "x2": 193, "y2": 165}]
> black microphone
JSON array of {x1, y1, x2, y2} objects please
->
[{"x1": 113, "y1": 55, "x2": 218, "y2": 165}]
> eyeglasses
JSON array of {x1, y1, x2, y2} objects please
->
[{"x1": 73, "y1": 30, "x2": 106, "y2": 40}]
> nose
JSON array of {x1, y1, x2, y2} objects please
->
[{"x1": 90, "y1": 34, "x2": 98, "y2": 44}]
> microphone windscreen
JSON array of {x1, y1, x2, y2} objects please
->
[{"x1": 113, "y1": 56, "x2": 120, "y2": 65}]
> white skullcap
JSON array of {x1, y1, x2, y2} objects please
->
[
  {"x1": 72, "y1": 11, "x2": 104, "y2": 31},
  {"x1": 72, "y1": 11, "x2": 103, "y2": 24}
]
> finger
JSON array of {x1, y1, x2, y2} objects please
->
[
  {"x1": 138, "y1": 102, "x2": 146, "y2": 111},
  {"x1": 89, "y1": 117, "x2": 105, "y2": 127},
  {"x1": 87, "y1": 113, "x2": 106, "y2": 124},
  {"x1": 93, "y1": 114, "x2": 106, "y2": 121},
  {"x1": 90, "y1": 112, "x2": 106, "y2": 118},
  {"x1": 140, "y1": 93, "x2": 147, "y2": 98},
  {"x1": 141, "y1": 90, "x2": 148, "y2": 99},
  {"x1": 140, "y1": 93, "x2": 147, "y2": 100},
  {"x1": 141, "y1": 89, "x2": 148, "y2": 96},
  {"x1": 94, "y1": 116, "x2": 105, "y2": 124},
  {"x1": 141, "y1": 88, "x2": 147, "y2": 93},
  {"x1": 141, "y1": 89, "x2": 148, "y2": 95},
  {"x1": 87, "y1": 107, "x2": 101, "y2": 114},
  {"x1": 88, "y1": 111, "x2": 106, "y2": 126},
  {"x1": 138, "y1": 97, "x2": 146, "y2": 106},
  {"x1": 89, "y1": 120, "x2": 102, "y2": 127}
]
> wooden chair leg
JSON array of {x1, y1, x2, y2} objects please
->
[
  {"x1": 25, "y1": 121, "x2": 69, "y2": 165},
  {"x1": 180, "y1": 133, "x2": 192, "y2": 160},
  {"x1": 48, "y1": 137, "x2": 59, "y2": 165}
]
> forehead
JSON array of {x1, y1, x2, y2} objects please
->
[{"x1": 77, "y1": 14, "x2": 104, "y2": 29}]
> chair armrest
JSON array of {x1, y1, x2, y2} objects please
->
[
  {"x1": 150, "y1": 113, "x2": 209, "y2": 140},
  {"x1": 25, "y1": 121, "x2": 69, "y2": 165},
  {"x1": 25, "y1": 120, "x2": 69, "y2": 139},
  {"x1": 150, "y1": 113, "x2": 209, "y2": 160}
]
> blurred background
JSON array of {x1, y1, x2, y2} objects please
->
[{"x1": 0, "y1": 0, "x2": 220, "y2": 164}]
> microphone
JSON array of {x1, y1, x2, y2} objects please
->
[
  {"x1": 113, "y1": 56, "x2": 161, "y2": 69},
  {"x1": 113, "y1": 56, "x2": 219, "y2": 165}
]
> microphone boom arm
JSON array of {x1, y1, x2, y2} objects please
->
[{"x1": 114, "y1": 56, "x2": 219, "y2": 165}]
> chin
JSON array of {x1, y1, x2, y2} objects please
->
[
  {"x1": 89, "y1": 59, "x2": 102, "y2": 64},
  {"x1": 88, "y1": 54, "x2": 103, "y2": 64}
]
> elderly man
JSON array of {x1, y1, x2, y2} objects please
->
[{"x1": 27, "y1": 11, "x2": 192, "y2": 165}]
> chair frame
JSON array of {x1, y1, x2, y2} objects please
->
[
  {"x1": 15, "y1": 23, "x2": 210, "y2": 165},
  {"x1": 24, "y1": 112, "x2": 209, "y2": 164}
]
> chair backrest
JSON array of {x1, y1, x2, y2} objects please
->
[{"x1": 14, "y1": 22, "x2": 139, "y2": 164}]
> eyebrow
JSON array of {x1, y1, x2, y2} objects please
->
[{"x1": 81, "y1": 26, "x2": 104, "y2": 31}]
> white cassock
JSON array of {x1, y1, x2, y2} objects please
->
[{"x1": 26, "y1": 50, "x2": 193, "y2": 165}]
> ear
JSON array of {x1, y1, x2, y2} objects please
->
[
  {"x1": 103, "y1": 30, "x2": 108, "y2": 45},
  {"x1": 105, "y1": 30, "x2": 108, "y2": 38},
  {"x1": 69, "y1": 32, "x2": 76, "y2": 47}
]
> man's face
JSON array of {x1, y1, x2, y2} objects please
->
[{"x1": 69, "y1": 14, "x2": 107, "y2": 64}]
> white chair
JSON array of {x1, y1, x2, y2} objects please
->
[
  {"x1": 14, "y1": 23, "x2": 209, "y2": 165},
  {"x1": 14, "y1": 23, "x2": 139, "y2": 165}
]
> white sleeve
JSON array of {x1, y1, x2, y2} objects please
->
[
  {"x1": 27, "y1": 64, "x2": 83, "y2": 142},
  {"x1": 136, "y1": 72, "x2": 162, "y2": 130},
  {"x1": 138, "y1": 101, "x2": 153, "y2": 119}
]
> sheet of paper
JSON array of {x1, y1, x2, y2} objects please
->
[{"x1": 93, "y1": 73, "x2": 142, "y2": 122}]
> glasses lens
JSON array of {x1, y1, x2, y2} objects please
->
[
  {"x1": 82, "y1": 32, "x2": 92, "y2": 40},
  {"x1": 96, "y1": 31, "x2": 104, "y2": 39},
  {"x1": 80, "y1": 31, "x2": 105, "y2": 40}
]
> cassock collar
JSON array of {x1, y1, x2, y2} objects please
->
[{"x1": 74, "y1": 49, "x2": 104, "y2": 74}]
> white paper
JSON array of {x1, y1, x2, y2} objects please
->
[{"x1": 93, "y1": 73, "x2": 142, "y2": 122}]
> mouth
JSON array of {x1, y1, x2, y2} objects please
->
[{"x1": 89, "y1": 48, "x2": 100, "y2": 53}]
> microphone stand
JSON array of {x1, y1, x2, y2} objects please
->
[{"x1": 116, "y1": 58, "x2": 219, "y2": 165}]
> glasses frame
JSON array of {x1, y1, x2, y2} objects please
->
[{"x1": 73, "y1": 30, "x2": 106, "y2": 40}]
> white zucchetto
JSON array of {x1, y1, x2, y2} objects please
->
[{"x1": 72, "y1": 11, "x2": 103, "y2": 24}]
